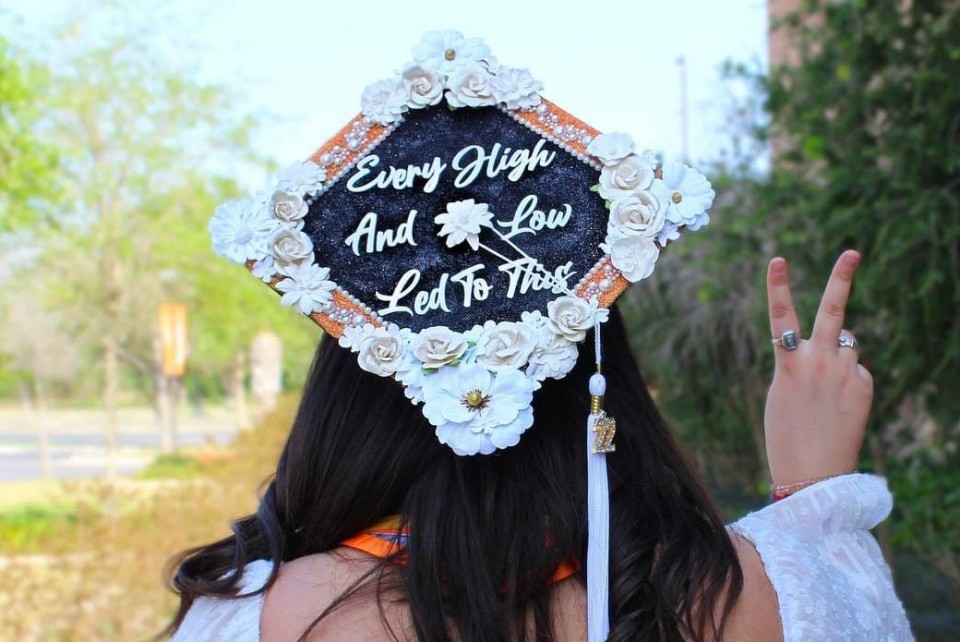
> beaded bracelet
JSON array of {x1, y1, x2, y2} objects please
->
[{"x1": 769, "y1": 474, "x2": 845, "y2": 501}]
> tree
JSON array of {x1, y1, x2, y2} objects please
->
[
  {"x1": 8, "y1": 2, "x2": 317, "y2": 473},
  {"x1": 0, "y1": 33, "x2": 57, "y2": 232},
  {"x1": 622, "y1": 0, "x2": 960, "y2": 620}
]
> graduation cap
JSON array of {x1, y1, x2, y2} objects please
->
[{"x1": 208, "y1": 30, "x2": 715, "y2": 641}]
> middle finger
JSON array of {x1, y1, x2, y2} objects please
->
[{"x1": 811, "y1": 251, "x2": 860, "y2": 348}]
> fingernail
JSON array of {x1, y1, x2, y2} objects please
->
[
  {"x1": 843, "y1": 253, "x2": 860, "y2": 268},
  {"x1": 771, "y1": 259, "x2": 787, "y2": 274}
]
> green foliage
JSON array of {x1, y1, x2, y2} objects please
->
[
  {"x1": 0, "y1": 506, "x2": 76, "y2": 552},
  {"x1": 0, "y1": 35, "x2": 57, "y2": 231},
  {"x1": 0, "y1": 2, "x2": 318, "y2": 405},
  {"x1": 764, "y1": 0, "x2": 960, "y2": 426},
  {"x1": 135, "y1": 453, "x2": 204, "y2": 480}
]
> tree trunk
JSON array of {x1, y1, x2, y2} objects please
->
[
  {"x1": 154, "y1": 335, "x2": 173, "y2": 454},
  {"x1": 232, "y1": 350, "x2": 251, "y2": 432},
  {"x1": 103, "y1": 335, "x2": 120, "y2": 481},
  {"x1": 31, "y1": 365, "x2": 53, "y2": 481},
  {"x1": 169, "y1": 376, "x2": 181, "y2": 450}
]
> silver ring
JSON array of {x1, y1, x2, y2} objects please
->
[
  {"x1": 838, "y1": 335, "x2": 858, "y2": 351},
  {"x1": 772, "y1": 329, "x2": 799, "y2": 351}
]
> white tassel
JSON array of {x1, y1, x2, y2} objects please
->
[{"x1": 587, "y1": 323, "x2": 613, "y2": 642}]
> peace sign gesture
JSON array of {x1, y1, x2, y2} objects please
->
[{"x1": 763, "y1": 250, "x2": 873, "y2": 488}]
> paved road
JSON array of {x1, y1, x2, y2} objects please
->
[{"x1": 0, "y1": 406, "x2": 240, "y2": 482}]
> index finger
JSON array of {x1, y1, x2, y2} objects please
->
[
  {"x1": 767, "y1": 257, "x2": 801, "y2": 342},
  {"x1": 811, "y1": 250, "x2": 861, "y2": 346}
]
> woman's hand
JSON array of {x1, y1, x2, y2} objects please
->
[{"x1": 763, "y1": 250, "x2": 873, "y2": 487}]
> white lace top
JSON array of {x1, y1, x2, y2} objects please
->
[{"x1": 172, "y1": 474, "x2": 913, "y2": 641}]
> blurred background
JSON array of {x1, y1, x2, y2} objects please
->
[{"x1": 0, "y1": 0, "x2": 957, "y2": 639}]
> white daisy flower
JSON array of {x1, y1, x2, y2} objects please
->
[
  {"x1": 421, "y1": 364, "x2": 535, "y2": 456},
  {"x1": 434, "y1": 199, "x2": 494, "y2": 250},
  {"x1": 275, "y1": 262, "x2": 336, "y2": 315},
  {"x1": 649, "y1": 162, "x2": 715, "y2": 226},
  {"x1": 276, "y1": 161, "x2": 326, "y2": 197},
  {"x1": 411, "y1": 30, "x2": 491, "y2": 77},
  {"x1": 209, "y1": 198, "x2": 277, "y2": 264}
]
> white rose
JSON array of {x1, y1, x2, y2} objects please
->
[
  {"x1": 607, "y1": 191, "x2": 665, "y2": 238},
  {"x1": 269, "y1": 190, "x2": 308, "y2": 227},
  {"x1": 528, "y1": 327, "x2": 580, "y2": 381},
  {"x1": 269, "y1": 227, "x2": 314, "y2": 271},
  {"x1": 445, "y1": 62, "x2": 496, "y2": 108},
  {"x1": 357, "y1": 327, "x2": 405, "y2": 377},
  {"x1": 415, "y1": 326, "x2": 468, "y2": 368},
  {"x1": 361, "y1": 78, "x2": 409, "y2": 125},
  {"x1": 478, "y1": 321, "x2": 537, "y2": 371},
  {"x1": 606, "y1": 233, "x2": 660, "y2": 282},
  {"x1": 586, "y1": 133, "x2": 635, "y2": 166},
  {"x1": 598, "y1": 155, "x2": 655, "y2": 201},
  {"x1": 546, "y1": 296, "x2": 610, "y2": 343},
  {"x1": 401, "y1": 65, "x2": 444, "y2": 109}
]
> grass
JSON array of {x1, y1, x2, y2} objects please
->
[
  {"x1": 0, "y1": 397, "x2": 293, "y2": 641},
  {"x1": 0, "y1": 480, "x2": 66, "y2": 512}
]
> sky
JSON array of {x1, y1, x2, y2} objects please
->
[{"x1": 2, "y1": 0, "x2": 769, "y2": 177}]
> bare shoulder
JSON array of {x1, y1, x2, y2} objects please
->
[
  {"x1": 715, "y1": 533, "x2": 783, "y2": 642},
  {"x1": 261, "y1": 549, "x2": 588, "y2": 642},
  {"x1": 261, "y1": 548, "x2": 415, "y2": 642}
]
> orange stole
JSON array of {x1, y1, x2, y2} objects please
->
[{"x1": 340, "y1": 516, "x2": 580, "y2": 584}]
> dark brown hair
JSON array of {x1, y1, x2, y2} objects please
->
[{"x1": 165, "y1": 306, "x2": 742, "y2": 641}]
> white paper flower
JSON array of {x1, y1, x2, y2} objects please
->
[
  {"x1": 520, "y1": 310, "x2": 547, "y2": 329},
  {"x1": 598, "y1": 155, "x2": 656, "y2": 201},
  {"x1": 412, "y1": 30, "x2": 491, "y2": 76},
  {"x1": 269, "y1": 226, "x2": 315, "y2": 274},
  {"x1": 607, "y1": 191, "x2": 666, "y2": 239},
  {"x1": 605, "y1": 234, "x2": 660, "y2": 282},
  {"x1": 421, "y1": 364, "x2": 535, "y2": 456},
  {"x1": 269, "y1": 190, "x2": 308, "y2": 228},
  {"x1": 276, "y1": 162, "x2": 326, "y2": 197},
  {"x1": 275, "y1": 262, "x2": 336, "y2": 315},
  {"x1": 356, "y1": 325, "x2": 407, "y2": 377},
  {"x1": 688, "y1": 211, "x2": 710, "y2": 231},
  {"x1": 587, "y1": 133, "x2": 635, "y2": 166},
  {"x1": 477, "y1": 321, "x2": 537, "y2": 371},
  {"x1": 414, "y1": 326, "x2": 468, "y2": 369},
  {"x1": 528, "y1": 326, "x2": 580, "y2": 381},
  {"x1": 657, "y1": 221, "x2": 682, "y2": 246},
  {"x1": 434, "y1": 199, "x2": 493, "y2": 250},
  {"x1": 649, "y1": 162, "x2": 715, "y2": 226},
  {"x1": 209, "y1": 198, "x2": 277, "y2": 264},
  {"x1": 546, "y1": 296, "x2": 610, "y2": 343},
  {"x1": 361, "y1": 78, "x2": 409, "y2": 125},
  {"x1": 396, "y1": 349, "x2": 427, "y2": 404},
  {"x1": 444, "y1": 62, "x2": 497, "y2": 108},
  {"x1": 490, "y1": 66, "x2": 543, "y2": 110},
  {"x1": 339, "y1": 323, "x2": 372, "y2": 352},
  {"x1": 251, "y1": 256, "x2": 276, "y2": 282},
  {"x1": 401, "y1": 64, "x2": 444, "y2": 109}
]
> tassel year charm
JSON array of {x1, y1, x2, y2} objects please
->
[{"x1": 589, "y1": 372, "x2": 616, "y2": 454}]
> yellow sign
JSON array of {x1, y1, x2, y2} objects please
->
[{"x1": 158, "y1": 302, "x2": 189, "y2": 377}]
